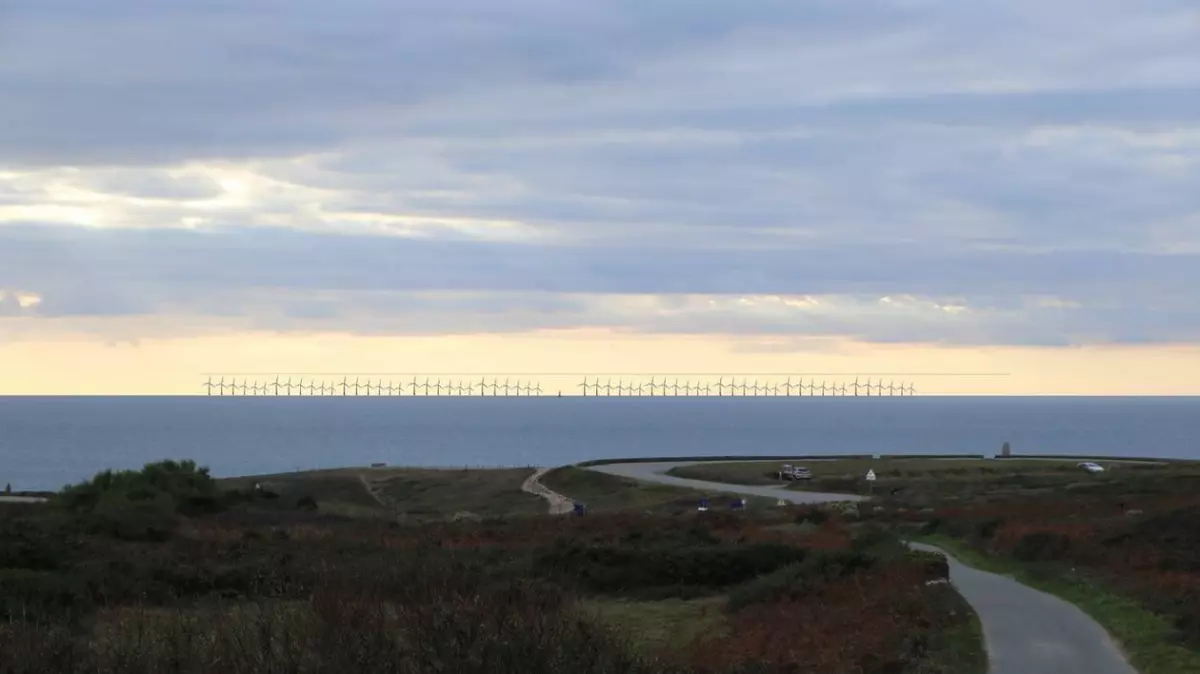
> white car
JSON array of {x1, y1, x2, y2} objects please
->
[{"x1": 1078, "y1": 462, "x2": 1105, "y2": 474}]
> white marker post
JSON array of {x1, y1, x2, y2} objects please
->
[{"x1": 866, "y1": 469, "x2": 877, "y2": 495}]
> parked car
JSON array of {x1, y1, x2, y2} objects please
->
[
  {"x1": 1078, "y1": 461, "x2": 1105, "y2": 474},
  {"x1": 779, "y1": 465, "x2": 812, "y2": 481}
]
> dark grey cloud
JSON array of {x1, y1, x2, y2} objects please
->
[
  {"x1": 2, "y1": 0, "x2": 1199, "y2": 346},
  {"x1": 2, "y1": 224, "x2": 1198, "y2": 346}
]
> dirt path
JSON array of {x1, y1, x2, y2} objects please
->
[
  {"x1": 358, "y1": 472, "x2": 391, "y2": 509},
  {"x1": 522, "y1": 467, "x2": 574, "y2": 515}
]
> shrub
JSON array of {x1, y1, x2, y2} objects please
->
[
  {"x1": 1012, "y1": 531, "x2": 1072, "y2": 562},
  {"x1": 973, "y1": 517, "x2": 1005, "y2": 542},
  {"x1": 0, "y1": 569, "x2": 90, "y2": 623},
  {"x1": 726, "y1": 548, "x2": 882, "y2": 611},
  {"x1": 534, "y1": 541, "x2": 808, "y2": 597},
  {"x1": 794, "y1": 508, "x2": 829, "y2": 525}
]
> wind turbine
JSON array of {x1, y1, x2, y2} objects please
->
[
  {"x1": 702, "y1": 382, "x2": 712, "y2": 396},
  {"x1": 851, "y1": 376, "x2": 860, "y2": 397},
  {"x1": 907, "y1": 382, "x2": 917, "y2": 396},
  {"x1": 580, "y1": 377, "x2": 589, "y2": 397}
]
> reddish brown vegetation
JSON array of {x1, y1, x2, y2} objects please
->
[
  {"x1": 923, "y1": 487, "x2": 1200, "y2": 649},
  {"x1": 2, "y1": 498, "x2": 971, "y2": 674},
  {"x1": 692, "y1": 563, "x2": 956, "y2": 673}
]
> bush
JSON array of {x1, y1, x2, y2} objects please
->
[
  {"x1": 973, "y1": 517, "x2": 1005, "y2": 542},
  {"x1": 726, "y1": 549, "x2": 881, "y2": 611},
  {"x1": 534, "y1": 541, "x2": 808, "y2": 597},
  {"x1": 0, "y1": 569, "x2": 90, "y2": 623},
  {"x1": 53, "y1": 461, "x2": 224, "y2": 540},
  {"x1": 1012, "y1": 531, "x2": 1072, "y2": 562},
  {"x1": 794, "y1": 508, "x2": 829, "y2": 526},
  {"x1": 57, "y1": 460, "x2": 220, "y2": 517}
]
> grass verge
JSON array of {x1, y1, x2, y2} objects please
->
[
  {"x1": 915, "y1": 534, "x2": 1200, "y2": 674},
  {"x1": 580, "y1": 597, "x2": 727, "y2": 654},
  {"x1": 540, "y1": 466, "x2": 706, "y2": 513},
  {"x1": 921, "y1": 584, "x2": 987, "y2": 674}
]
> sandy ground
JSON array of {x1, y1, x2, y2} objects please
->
[{"x1": 521, "y1": 468, "x2": 574, "y2": 515}]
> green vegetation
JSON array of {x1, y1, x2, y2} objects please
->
[
  {"x1": 540, "y1": 466, "x2": 708, "y2": 513},
  {"x1": 371, "y1": 467, "x2": 544, "y2": 518},
  {"x1": 581, "y1": 597, "x2": 728, "y2": 652},
  {"x1": 666, "y1": 457, "x2": 1193, "y2": 504},
  {"x1": 220, "y1": 466, "x2": 544, "y2": 520},
  {"x1": 920, "y1": 584, "x2": 988, "y2": 674},
  {"x1": 1, "y1": 460, "x2": 980, "y2": 674}
]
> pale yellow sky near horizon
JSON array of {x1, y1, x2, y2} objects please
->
[{"x1": 3, "y1": 326, "x2": 1199, "y2": 395}]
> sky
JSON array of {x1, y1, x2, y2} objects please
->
[{"x1": 2, "y1": 0, "x2": 1200, "y2": 395}]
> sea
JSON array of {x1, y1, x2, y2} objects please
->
[{"x1": 2, "y1": 396, "x2": 1198, "y2": 491}]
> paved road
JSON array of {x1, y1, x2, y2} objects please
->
[
  {"x1": 588, "y1": 461, "x2": 865, "y2": 504},
  {"x1": 911, "y1": 543, "x2": 1136, "y2": 674},
  {"x1": 591, "y1": 461, "x2": 1138, "y2": 674},
  {"x1": 0, "y1": 495, "x2": 48, "y2": 504}
]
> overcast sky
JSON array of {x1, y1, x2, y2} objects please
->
[{"x1": 2, "y1": 0, "x2": 1200, "y2": 389}]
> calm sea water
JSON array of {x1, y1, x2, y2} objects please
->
[{"x1": 2, "y1": 396, "x2": 1198, "y2": 491}]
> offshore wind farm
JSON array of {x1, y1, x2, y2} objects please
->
[{"x1": 200, "y1": 374, "x2": 918, "y2": 397}]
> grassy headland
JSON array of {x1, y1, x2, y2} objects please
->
[{"x1": 1, "y1": 459, "x2": 981, "y2": 674}]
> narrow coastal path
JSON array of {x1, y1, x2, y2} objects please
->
[
  {"x1": 522, "y1": 467, "x2": 574, "y2": 515},
  {"x1": 909, "y1": 543, "x2": 1137, "y2": 674},
  {"x1": 591, "y1": 460, "x2": 1139, "y2": 674}
]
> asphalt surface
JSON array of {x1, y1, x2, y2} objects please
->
[
  {"x1": 588, "y1": 460, "x2": 865, "y2": 503},
  {"x1": 911, "y1": 543, "x2": 1136, "y2": 674},
  {"x1": 591, "y1": 461, "x2": 1138, "y2": 674},
  {"x1": 0, "y1": 495, "x2": 48, "y2": 504}
]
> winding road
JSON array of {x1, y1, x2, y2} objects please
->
[
  {"x1": 587, "y1": 460, "x2": 1138, "y2": 674},
  {"x1": 589, "y1": 460, "x2": 866, "y2": 504}
]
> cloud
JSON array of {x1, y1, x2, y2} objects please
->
[
  {"x1": 2, "y1": 0, "x2": 1199, "y2": 347},
  {"x1": 1, "y1": 224, "x2": 1198, "y2": 346}
]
